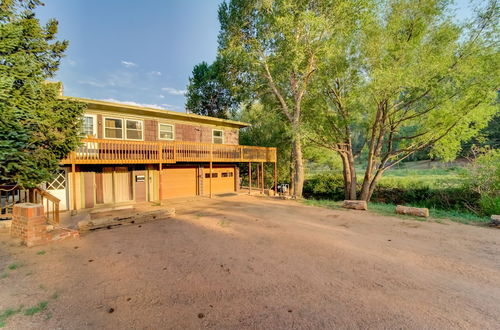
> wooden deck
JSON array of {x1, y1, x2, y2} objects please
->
[{"x1": 60, "y1": 138, "x2": 277, "y2": 165}]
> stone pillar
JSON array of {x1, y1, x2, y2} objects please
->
[{"x1": 10, "y1": 203, "x2": 49, "y2": 247}]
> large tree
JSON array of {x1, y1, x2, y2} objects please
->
[
  {"x1": 185, "y1": 58, "x2": 238, "y2": 119},
  {"x1": 218, "y1": 0, "x2": 363, "y2": 197},
  {"x1": 307, "y1": 0, "x2": 499, "y2": 201},
  {"x1": 0, "y1": 0, "x2": 86, "y2": 188}
]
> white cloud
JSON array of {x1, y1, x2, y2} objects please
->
[
  {"x1": 102, "y1": 98, "x2": 165, "y2": 110},
  {"x1": 150, "y1": 71, "x2": 162, "y2": 76},
  {"x1": 67, "y1": 59, "x2": 77, "y2": 67},
  {"x1": 161, "y1": 87, "x2": 186, "y2": 96},
  {"x1": 159, "y1": 94, "x2": 165, "y2": 98},
  {"x1": 121, "y1": 60, "x2": 137, "y2": 68}
]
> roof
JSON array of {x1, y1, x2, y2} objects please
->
[{"x1": 61, "y1": 96, "x2": 250, "y2": 129}]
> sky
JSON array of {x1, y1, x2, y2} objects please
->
[{"x1": 36, "y1": 0, "x2": 475, "y2": 113}]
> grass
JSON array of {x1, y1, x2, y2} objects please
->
[
  {"x1": 7, "y1": 263, "x2": 18, "y2": 270},
  {"x1": 379, "y1": 167, "x2": 466, "y2": 189},
  {"x1": 302, "y1": 199, "x2": 490, "y2": 225},
  {"x1": 218, "y1": 219, "x2": 231, "y2": 227},
  {"x1": 0, "y1": 273, "x2": 8, "y2": 279},
  {"x1": 36, "y1": 250, "x2": 46, "y2": 255},
  {"x1": 23, "y1": 301, "x2": 48, "y2": 316},
  {"x1": 0, "y1": 306, "x2": 23, "y2": 328}
]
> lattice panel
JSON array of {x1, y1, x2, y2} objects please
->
[{"x1": 46, "y1": 171, "x2": 66, "y2": 190}]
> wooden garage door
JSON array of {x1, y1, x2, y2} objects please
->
[
  {"x1": 161, "y1": 167, "x2": 197, "y2": 198},
  {"x1": 203, "y1": 167, "x2": 235, "y2": 194}
]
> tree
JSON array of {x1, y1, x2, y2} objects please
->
[
  {"x1": 218, "y1": 0, "x2": 362, "y2": 197},
  {"x1": 307, "y1": 0, "x2": 499, "y2": 201},
  {"x1": 185, "y1": 58, "x2": 238, "y2": 119},
  {"x1": 0, "y1": 0, "x2": 86, "y2": 188}
]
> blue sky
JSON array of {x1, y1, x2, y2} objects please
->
[{"x1": 36, "y1": 0, "x2": 474, "y2": 113}]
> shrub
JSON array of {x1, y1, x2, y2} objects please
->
[
  {"x1": 479, "y1": 195, "x2": 500, "y2": 216},
  {"x1": 303, "y1": 173, "x2": 344, "y2": 200}
]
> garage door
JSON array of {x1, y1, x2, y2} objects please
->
[
  {"x1": 161, "y1": 167, "x2": 198, "y2": 198},
  {"x1": 203, "y1": 167, "x2": 235, "y2": 194}
]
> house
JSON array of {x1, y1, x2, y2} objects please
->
[{"x1": 44, "y1": 97, "x2": 277, "y2": 213}]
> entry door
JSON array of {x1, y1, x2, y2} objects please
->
[
  {"x1": 102, "y1": 168, "x2": 114, "y2": 204},
  {"x1": 114, "y1": 167, "x2": 133, "y2": 202}
]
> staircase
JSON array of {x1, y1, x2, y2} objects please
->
[{"x1": 0, "y1": 185, "x2": 61, "y2": 225}]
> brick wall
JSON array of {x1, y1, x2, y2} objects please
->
[
  {"x1": 10, "y1": 203, "x2": 49, "y2": 247},
  {"x1": 144, "y1": 119, "x2": 158, "y2": 141}
]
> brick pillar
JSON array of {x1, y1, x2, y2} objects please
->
[{"x1": 10, "y1": 203, "x2": 49, "y2": 247}]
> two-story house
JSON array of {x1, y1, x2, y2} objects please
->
[{"x1": 51, "y1": 97, "x2": 277, "y2": 212}]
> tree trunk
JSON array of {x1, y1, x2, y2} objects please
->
[
  {"x1": 346, "y1": 149, "x2": 357, "y2": 199},
  {"x1": 292, "y1": 135, "x2": 304, "y2": 198},
  {"x1": 339, "y1": 153, "x2": 351, "y2": 200}
]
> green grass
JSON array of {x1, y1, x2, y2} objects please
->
[
  {"x1": 23, "y1": 301, "x2": 48, "y2": 316},
  {"x1": 379, "y1": 167, "x2": 466, "y2": 189},
  {"x1": 36, "y1": 250, "x2": 46, "y2": 255},
  {"x1": 7, "y1": 263, "x2": 18, "y2": 271},
  {"x1": 0, "y1": 273, "x2": 8, "y2": 279},
  {"x1": 0, "y1": 306, "x2": 23, "y2": 328},
  {"x1": 302, "y1": 199, "x2": 490, "y2": 225}
]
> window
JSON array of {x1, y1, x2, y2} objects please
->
[
  {"x1": 159, "y1": 123, "x2": 174, "y2": 140},
  {"x1": 212, "y1": 129, "x2": 224, "y2": 144},
  {"x1": 104, "y1": 118, "x2": 123, "y2": 139},
  {"x1": 82, "y1": 114, "x2": 97, "y2": 137},
  {"x1": 222, "y1": 172, "x2": 228, "y2": 178},
  {"x1": 205, "y1": 173, "x2": 211, "y2": 178},
  {"x1": 126, "y1": 119, "x2": 143, "y2": 140},
  {"x1": 212, "y1": 173, "x2": 218, "y2": 178}
]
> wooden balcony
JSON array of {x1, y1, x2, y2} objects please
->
[{"x1": 60, "y1": 138, "x2": 277, "y2": 165}]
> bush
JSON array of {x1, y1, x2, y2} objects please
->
[
  {"x1": 463, "y1": 149, "x2": 500, "y2": 215},
  {"x1": 304, "y1": 172, "x2": 483, "y2": 215},
  {"x1": 479, "y1": 195, "x2": 500, "y2": 216},
  {"x1": 303, "y1": 173, "x2": 344, "y2": 200}
]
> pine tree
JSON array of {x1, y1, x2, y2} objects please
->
[{"x1": 0, "y1": 0, "x2": 86, "y2": 187}]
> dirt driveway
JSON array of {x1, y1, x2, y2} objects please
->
[{"x1": 0, "y1": 195, "x2": 499, "y2": 329}]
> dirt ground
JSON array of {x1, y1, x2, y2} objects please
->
[{"x1": 0, "y1": 195, "x2": 499, "y2": 329}]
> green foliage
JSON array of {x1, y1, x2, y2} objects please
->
[
  {"x1": 479, "y1": 195, "x2": 500, "y2": 216},
  {"x1": 185, "y1": 58, "x2": 238, "y2": 119},
  {"x1": 303, "y1": 173, "x2": 345, "y2": 200},
  {"x1": 0, "y1": 305, "x2": 23, "y2": 328},
  {"x1": 302, "y1": 199, "x2": 490, "y2": 225},
  {"x1": 303, "y1": 170, "x2": 486, "y2": 216},
  {"x1": 0, "y1": 0, "x2": 86, "y2": 187},
  {"x1": 463, "y1": 149, "x2": 500, "y2": 196},
  {"x1": 237, "y1": 102, "x2": 292, "y2": 184},
  {"x1": 463, "y1": 149, "x2": 500, "y2": 215},
  {"x1": 23, "y1": 301, "x2": 47, "y2": 316}
]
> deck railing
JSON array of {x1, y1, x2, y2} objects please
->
[
  {"x1": 61, "y1": 138, "x2": 277, "y2": 164},
  {"x1": 0, "y1": 186, "x2": 60, "y2": 225}
]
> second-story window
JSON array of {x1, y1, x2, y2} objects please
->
[
  {"x1": 159, "y1": 123, "x2": 174, "y2": 140},
  {"x1": 126, "y1": 119, "x2": 143, "y2": 140},
  {"x1": 104, "y1": 118, "x2": 123, "y2": 139},
  {"x1": 212, "y1": 129, "x2": 224, "y2": 144},
  {"x1": 82, "y1": 114, "x2": 97, "y2": 137}
]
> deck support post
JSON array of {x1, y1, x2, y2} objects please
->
[
  {"x1": 248, "y1": 162, "x2": 252, "y2": 195},
  {"x1": 71, "y1": 158, "x2": 77, "y2": 215},
  {"x1": 261, "y1": 162, "x2": 264, "y2": 194},
  {"x1": 256, "y1": 163, "x2": 260, "y2": 191},
  {"x1": 274, "y1": 161, "x2": 277, "y2": 195},
  {"x1": 209, "y1": 144, "x2": 213, "y2": 198},
  {"x1": 158, "y1": 144, "x2": 163, "y2": 202}
]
